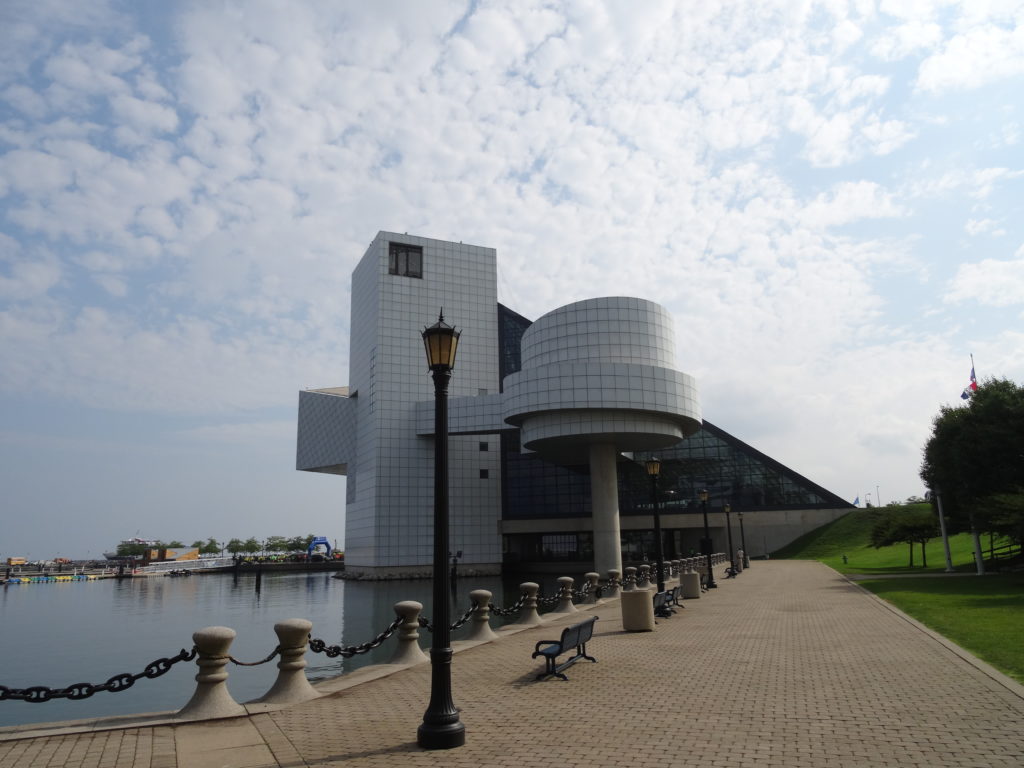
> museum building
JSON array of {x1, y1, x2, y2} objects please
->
[{"x1": 296, "y1": 232, "x2": 852, "y2": 579}]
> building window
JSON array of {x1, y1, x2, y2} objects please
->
[
  {"x1": 388, "y1": 242, "x2": 422, "y2": 278},
  {"x1": 479, "y1": 469, "x2": 489, "y2": 479},
  {"x1": 479, "y1": 442, "x2": 488, "y2": 451}
]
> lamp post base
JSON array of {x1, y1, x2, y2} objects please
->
[{"x1": 417, "y1": 721, "x2": 466, "y2": 750}]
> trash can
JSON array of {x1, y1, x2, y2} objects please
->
[
  {"x1": 621, "y1": 589, "x2": 655, "y2": 632},
  {"x1": 680, "y1": 570, "x2": 702, "y2": 599}
]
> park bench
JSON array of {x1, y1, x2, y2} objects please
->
[
  {"x1": 653, "y1": 589, "x2": 681, "y2": 618},
  {"x1": 531, "y1": 615, "x2": 598, "y2": 681}
]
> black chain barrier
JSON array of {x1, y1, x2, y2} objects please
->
[
  {"x1": 571, "y1": 582, "x2": 592, "y2": 601},
  {"x1": 536, "y1": 592, "x2": 561, "y2": 607},
  {"x1": 487, "y1": 592, "x2": 527, "y2": 616},
  {"x1": 229, "y1": 646, "x2": 280, "y2": 666},
  {"x1": 308, "y1": 616, "x2": 403, "y2": 658},
  {"x1": 417, "y1": 601, "x2": 479, "y2": 633},
  {"x1": 0, "y1": 646, "x2": 197, "y2": 703},
  {"x1": 449, "y1": 602, "x2": 478, "y2": 631}
]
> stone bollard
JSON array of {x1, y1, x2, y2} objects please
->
[
  {"x1": 623, "y1": 566, "x2": 637, "y2": 591},
  {"x1": 516, "y1": 582, "x2": 543, "y2": 625},
  {"x1": 177, "y1": 626, "x2": 246, "y2": 720},
  {"x1": 390, "y1": 601, "x2": 429, "y2": 664},
  {"x1": 583, "y1": 572, "x2": 601, "y2": 604},
  {"x1": 254, "y1": 618, "x2": 319, "y2": 705},
  {"x1": 465, "y1": 589, "x2": 498, "y2": 642},
  {"x1": 681, "y1": 566, "x2": 702, "y2": 599},
  {"x1": 605, "y1": 569, "x2": 621, "y2": 599},
  {"x1": 637, "y1": 564, "x2": 651, "y2": 589},
  {"x1": 735, "y1": 551, "x2": 743, "y2": 574},
  {"x1": 552, "y1": 576, "x2": 577, "y2": 613},
  {"x1": 671, "y1": 560, "x2": 681, "y2": 583}
]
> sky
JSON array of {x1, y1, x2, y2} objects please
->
[{"x1": 1, "y1": 0, "x2": 1023, "y2": 561}]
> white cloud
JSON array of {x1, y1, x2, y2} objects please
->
[
  {"x1": 802, "y1": 181, "x2": 906, "y2": 228},
  {"x1": 0, "y1": 239, "x2": 61, "y2": 300},
  {"x1": 917, "y1": 23, "x2": 1024, "y2": 92},
  {"x1": 0, "y1": 149, "x2": 73, "y2": 194},
  {"x1": 110, "y1": 94, "x2": 179, "y2": 135},
  {"x1": 3, "y1": 84, "x2": 49, "y2": 118},
  {"x1": 871, "y1": 21, "x2": 944, "y2": 60},
  {"x1": 93, "y1": 273, "x2": 127, "y2": 296},
  {"x1": 964, "y1": 218, "x2": 1006, "y2": 236},
  {"x1": 944, "y1": 246, "x2": 1024, "y2": 307}
]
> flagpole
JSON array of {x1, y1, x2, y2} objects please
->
[{"x1": 934, "y1": 489, "x2": 955, "y2": 573}]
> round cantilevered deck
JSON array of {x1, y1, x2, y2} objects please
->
[{"x1": 502, "y1": 297, "x2": 701, "y2": 574}]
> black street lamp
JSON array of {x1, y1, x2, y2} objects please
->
[
  {"x1": 738, "y1": 509, "x2": 750, "y2": 568},
  {"x1": 417, "y1": 310, "x2": 466, "y2": 750},
  {"x1": 645, "y1": 458, "x2": 666, "y2": 592},
  {"x1": 700, "y1": 489, "x2": 716, "y2": 589},
  {"x1": 724, "y1": 502, "x2": 735, "y2": 574}
]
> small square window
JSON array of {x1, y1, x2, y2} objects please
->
[
  {"x1": 388, "y1": 243, "x2": 423, "y2": 278},
  {"x1": 479, "y1": 442, "x2": 488, "y2": 451},
  {"x1": 479, "y1": 469, "x2": 489, "y2": 479}
]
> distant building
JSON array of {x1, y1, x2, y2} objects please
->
[{"x1": 297, "y1": 232, "x2": 852, "y2": 579}]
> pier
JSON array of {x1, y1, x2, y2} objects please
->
[{"x1": 2, "y1": 560, "x2": 1023, "y2": 767}]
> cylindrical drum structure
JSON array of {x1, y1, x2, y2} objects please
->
[{"x1": 503, "y1": 298, "x2": 701, "y2": 576}]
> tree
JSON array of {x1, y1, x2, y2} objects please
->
[
  {"x1": 201, "y1": 538, "x2": 221, "y2": 555},
  {"x1": 921, "y1": 378, "x2": 1024, "y2": 543},
  {"x1": 167, "y1": 540, "x2": 184, "y2": 548},
  {"x1": 287, "y1": 534, "x2": 315, "y2": 552},
  {"x1": 870, "y1": 509, "x2": 939, "y2": 567},
  {"x1": 190, "y1": 540, "x2": 204, "y2": 549},
  {"x1": 116, "y1": 541, "x2": 148, "y2": 557},
  {"x1": 265, "y1": 536, "x2": 290, "y2": 553},
  {"x1": 242, "y1": 537, "x2": 261, "y2": 554},
  {"x1": 226, "y1": 538, "x2": 245, "y2": 554},
  {"x1": 984, "y1": 491, "x2": 1024, "y2": 545}
]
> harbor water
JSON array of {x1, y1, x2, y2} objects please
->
[{"x1": 0, "y1": 570, "x2": 520, "y2": 728}]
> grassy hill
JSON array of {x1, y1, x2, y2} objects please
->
[{"x1": 772, "y1": 503, "x2": 986, "y2": 574}]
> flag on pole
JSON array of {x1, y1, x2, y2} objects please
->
[
  {"x1": 853, "y1": 496, "x2": 859, "y2": 506},
  {"x1": 961, "y1": 358, "x2": 978, "y2": 400}
]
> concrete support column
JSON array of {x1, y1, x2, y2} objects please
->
[{"x1": 590, "y1": 441, "x2": 623, "y2": 576}]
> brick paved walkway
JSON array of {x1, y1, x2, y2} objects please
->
[{"x1": 3, "y1": 561, "x2": 1023, "y2": 767}]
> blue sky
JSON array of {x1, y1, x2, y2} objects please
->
[{"x1": 1, "y1": 0, "x2": 1022, "y2": 560}]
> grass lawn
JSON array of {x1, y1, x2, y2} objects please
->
[
  {"x1": 772, "y1": 505, "x2": 1005, "y2": 575},
  {"x1": 857, "y1": 575, "x2": 1024, "y2": 684},
  {"x1": 774, "y1": 505, "x2": 1024, "y2": 684}
]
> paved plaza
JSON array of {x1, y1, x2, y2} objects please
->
[{"x1": 2, "y1": 560, "x2": 1023, "y2": 768}]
